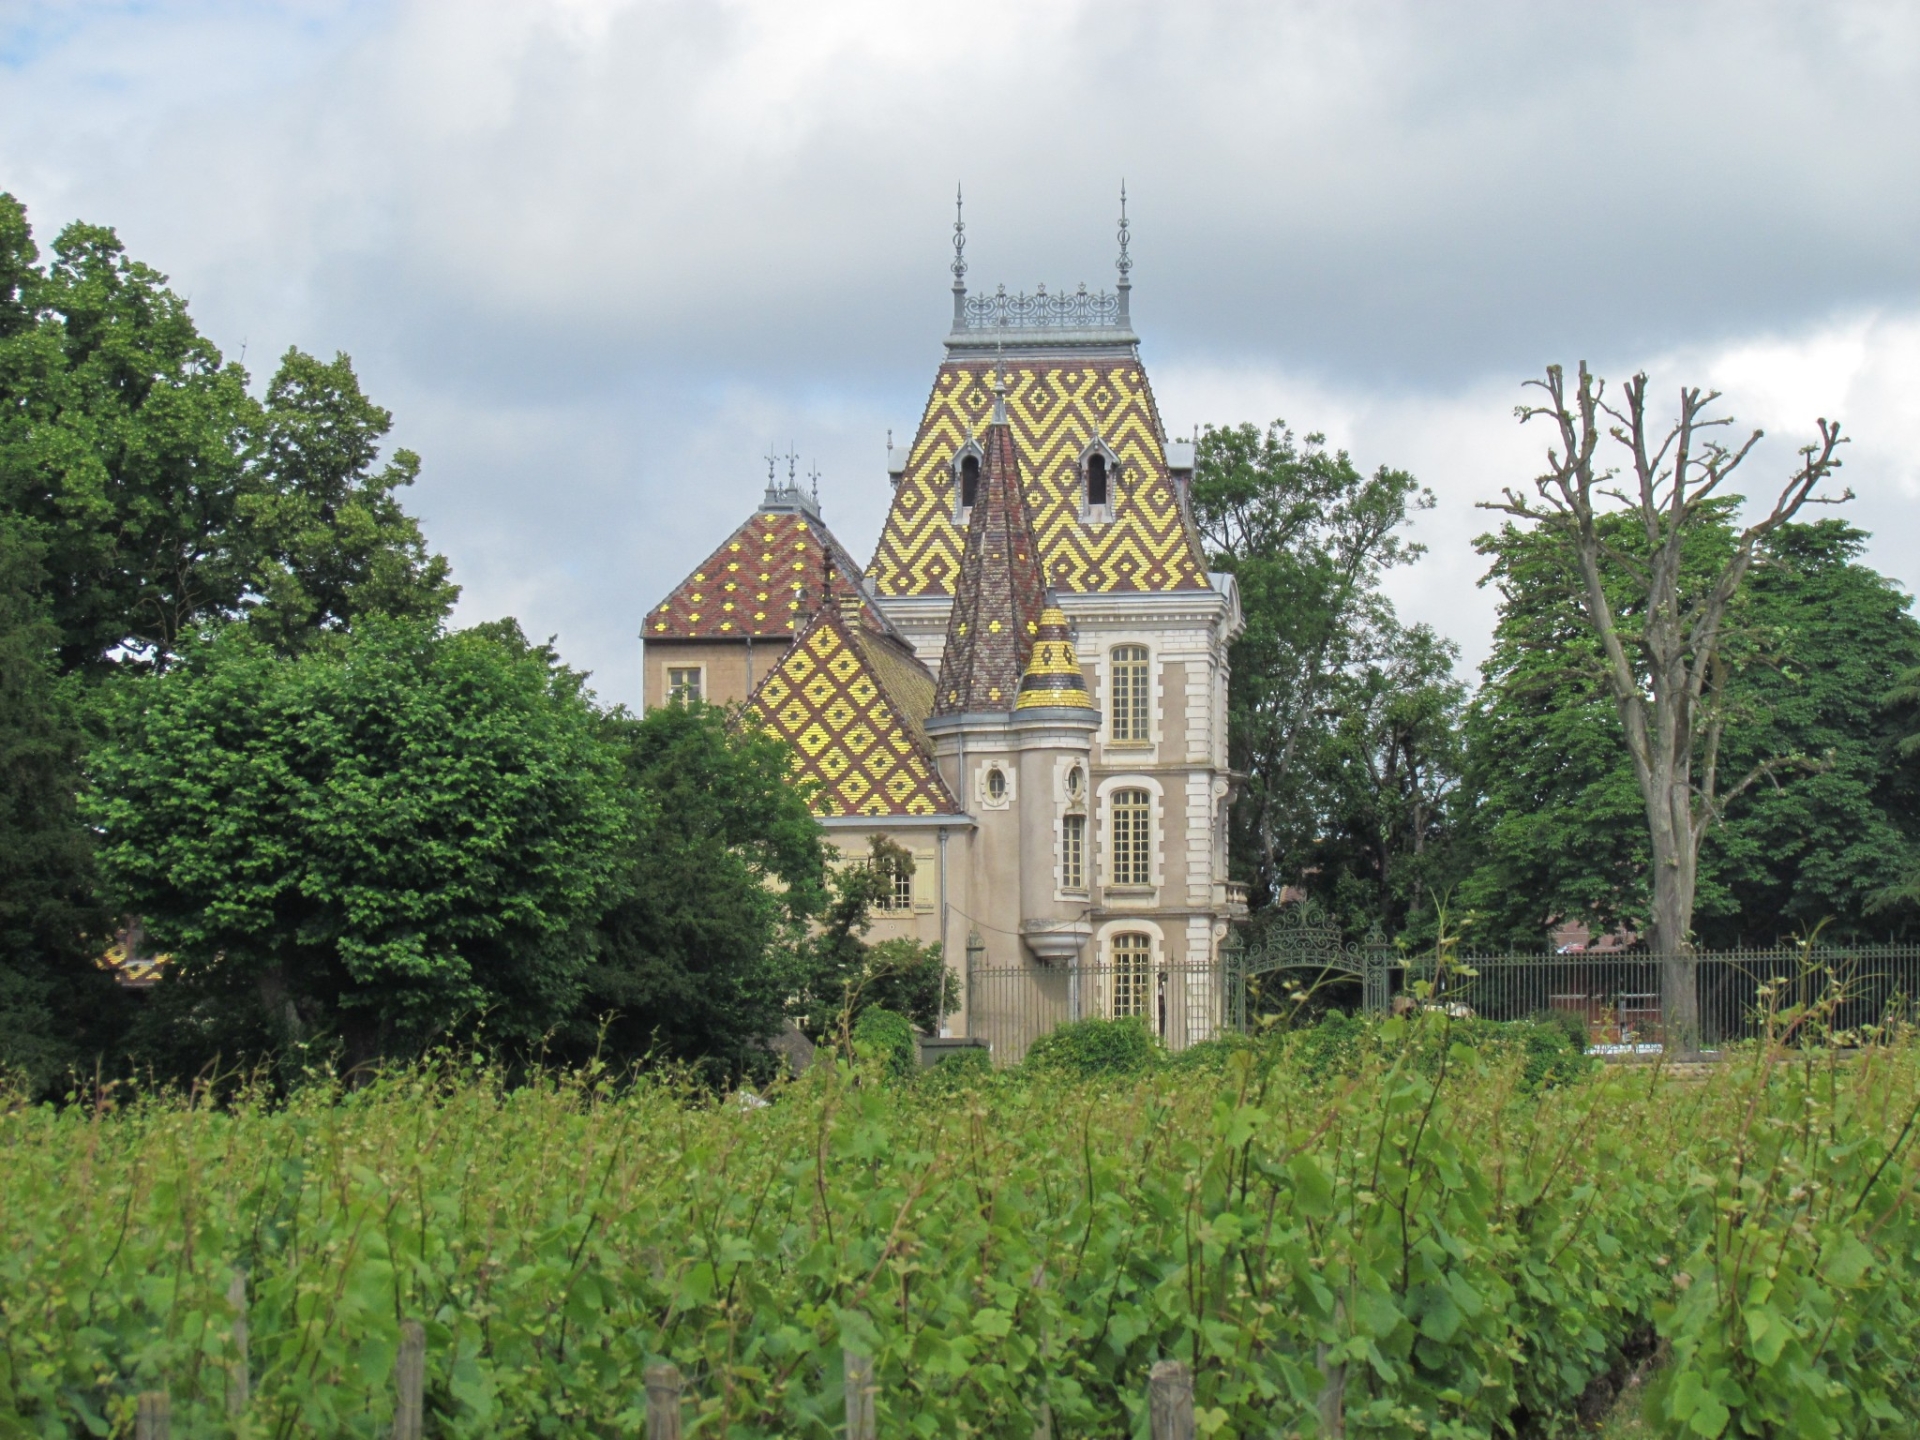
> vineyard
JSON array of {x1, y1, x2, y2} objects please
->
[{"x1": 4, "y1": 1019, "x2": 1920, "y2": 1438}]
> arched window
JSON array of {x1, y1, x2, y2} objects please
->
[
  {"x1": 1110, "y1": 788, "x2": 1152, "y2": 887},
  {"x1": 959, "y1": 453, "x2": 980, "y2": 511},
  {"x1": 1110, "y1": 932, "x2": 1152, "y2": 1018},
  {"x1": 1086, "y1": 452, "x2": 1108, "y2": 508},
  {"x1": 1108, "y1": 645, "x2": 1149, "y2": 743}
]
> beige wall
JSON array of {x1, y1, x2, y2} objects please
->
[{"x1": 641, "y1": 640, "x2": 766, "y2": 710}]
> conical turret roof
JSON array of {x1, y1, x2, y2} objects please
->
[{"x1": 932, "y1": 384, "x2": 1049, "y2": 716}]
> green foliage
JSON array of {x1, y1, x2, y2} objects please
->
[
  {"x1": 0, "y1": 192, "x2": 454, "y2": 675},
  {"x1": 851, "y1": 1006, "x2": 917, "y2": 1079},
  {"x1": 84, "y1": 618, "x2": 628, "y2": 1069},
  {"x1": 7, "y1": 1033, "x2": 1920, "y2": 1436},
  {"x1": 1191, "y1": 419, "x2": 1463, "y2": 939},
  {"x1": 0, "y1": 515, "x2": 123, "y2": 1092},
  {"x1": 790, "y1": 837, "x2": 957, "y2": 1040},
  {"x1": 1465, "y1": 516, "x2": 1920, "y2": 946},
  {"x1": 1022, "y1": 1015, "x2": 1163, "y2": 1077},
  {"x1": 571, "y1": 700, "x2": 825, "y2": 1082}
]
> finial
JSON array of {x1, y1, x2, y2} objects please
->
[
  {"x1": 991, "y1": 341, "x2": 1008, "y2": 424},
  {"x1": 951, "y1": 183, "x2": 968, "y2": 328},
  {"x1": 808, "y1": 461, "x2": 821, "y2": 510},
  {"x1": 1115, "y1": 181, "x2": 1132, "y2": 326},
  {"x1": 788, "y1": 448, "x2": 797, "y2": 489}
]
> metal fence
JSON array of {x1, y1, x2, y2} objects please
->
[{"x1": 965, "y1": 933, "x2": 1920, "y2": 1065}]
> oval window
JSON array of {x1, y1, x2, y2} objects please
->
[
  {"x1": 1066, "y1": 765, "x2": 1085, "y2": 800},
  {"x1": 986, "y1": 768, "x2": 1007, "y2": 802}
]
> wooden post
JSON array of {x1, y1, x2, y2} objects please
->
[
  {"x1": 644, "y1": 1362, "x2": 684, "y2": 1440},
  {"x1": 134, "y1": 1391, "x2": 170, "y2": 1440},
  {"x1": 1148, "y1": 1359, "x2": 1195, "y2": 1440},
  {"x1": 844, "y1": 1348, "x2": 876, "y2": 1440},
  {"x1": 1316, "y1": 1298, "x2": 1346, "y2": 1438},
  {"x1": 227, "y1": 1270, "x2": 251, "y2": 1417},
  {"x1": 392, "y1": 1320, "x2": 425, "y2": 1440}
]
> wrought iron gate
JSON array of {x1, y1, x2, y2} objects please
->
[{"x1": 1222, "y1": 900, "x2": 1394, "y2": 1029}]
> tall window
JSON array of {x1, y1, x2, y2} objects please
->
[
  {"x1": 667, "y1": 666, "x2": 702, "y2": 705},
  {"x1": 959, "y1": 453, "x2": 980, "y2": 511},
  {"x1": 1109, "y1": 645, "x2": 1149, "y2": 742},
  {"x1": 1110, "y1": 788, "x2": 1152, "y2": 887},
  {"x1": 1111, "y1": 932, "x2": 1152, "y2": 1018},
  {"x1": 1062, "y1": 814, "x2": 1085, "y2": 891},
  {"x1": 1086, "y1": 452, "x2": 1109, "y2": 508}
]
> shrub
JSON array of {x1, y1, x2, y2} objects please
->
[
  {"x1": 1023, "y1": 1015, "x2": 1162, "y2": 1077},
  {"x1": 850, "y1": 1006, "x2": 917, "y2": 1079}
]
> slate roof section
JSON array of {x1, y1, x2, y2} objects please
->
[
  {"x1": 750, "y1": 603, "x2": 959, "y2": 818},
  {"x1": 645, "y1": 509, "x2": 884, "y2": 640},
  {"x1": 933, "y1": 400, "x2": 1051, "y2": 716}
]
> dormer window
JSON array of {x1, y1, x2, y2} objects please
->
[
  {"x1": 1080, "y1": 440, "x2": 1118, "y2": 522},
  {"x1": 954, "y1": 445, "x2": 983, "y2": 524}
]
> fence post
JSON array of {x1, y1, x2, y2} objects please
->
[
  {"x1": 134, "y1": 1392, "x2": 170, "y2": 1440},
  {"x1": 1148, "y1": 1359, "x2": 1194, "y2": 1440},
  {"x1": 644, "y1": 1362, "x2": 684, "y2": 1440},
  {"x1": 844, "y1": 1348, "x2": 876, "y2": 1440},
  {"x1": 227, "y1": 1269, "x2": 250, "y2": 1417},
  {"x1": 392, "y1": 1319, "x2": 424, "y2": 1440}
]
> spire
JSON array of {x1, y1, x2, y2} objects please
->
[
  {"x1": 1115, "y1": 181, "x2": 1132, "y2": 327},
  {"x1": 951, "y1": 183, "x2": 968, "y2": 328},
  {"x1": 933, "y1": 389, "x2": 1048, "y2": 716},
  {"x1": 1015, "y1": 606, "x2": 1095, "y2": 711}
]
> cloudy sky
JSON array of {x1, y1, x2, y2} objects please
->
[{"x1": 4, "y1": 0, "x2": 1916, "y2": 704}]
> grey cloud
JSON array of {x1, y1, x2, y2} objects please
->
[{"x1": 3, "y1": 0, "x2": 1917, "y2": 702}]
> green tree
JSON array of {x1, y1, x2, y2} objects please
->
[
  {"x1": 789, "y1": 836, "x2": 954, "y2": 1041},
  {"x1": 0, "y1": 515, "x2": 122, "y2": 1090},
  {"x1": 1463, "y1": 517, "x2": 1920, "y2": 947},
  {"x1": 241, "y1": 348, "x2": 457, "y2": 652},
  {"x1": 0, "y1": 194, "x2": 454, "y2": 674},
  {"x1": 567, "y1": 701, "x2": 827, "y2": 1081},
  {"x1": 86, "y1": 618, "x2": 628, "y2": 1071},
  {"x1": 1305, "y1": 620, "x2": 1468, "y2": 942},
  {"x1": 1189, "y1": 419, "x2": 1437, "y2": 915}
]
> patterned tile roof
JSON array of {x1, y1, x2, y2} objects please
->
[
  {"x1": 934, "y1": 404, "x2": 1049, "y2": 716},
  {"x1": 645, "y1": 509, "x2": 881, "y2": 640},
  {"x1": 750, "y1": 603, "x2": 959, "y2": 818},
  {"x1": 1015, "y1": 606, "x2": 1095, "y2": 711},
  {"x1": 868, "y1": 359, "x2": 1210, "y2": 596}
]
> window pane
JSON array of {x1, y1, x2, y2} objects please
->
[
  {"x1": 1062, "y1": 814, "x2": 1084, "y2": 890},
  {"x1": 1109, "y1": 646, "x2": 1148, "y2": 742},
  {"x1": 1111, "y1": 933, "x2": 1151, "y2": 1018},
  {"x1": 1111, "y1": 788, "x2": 1151, "y2": 886}
]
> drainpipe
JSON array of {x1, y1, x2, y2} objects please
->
[{"x1": 938, "y1": 825, "x2": 950, "y2": 1035}]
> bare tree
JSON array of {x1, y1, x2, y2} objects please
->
[{"x1": 1483, "y1": 364, "x2": 1847, "y2": 1046}]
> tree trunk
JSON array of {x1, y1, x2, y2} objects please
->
[{"x1": 1643, "y1": 759, "x2": 1701, "y2": 1055}]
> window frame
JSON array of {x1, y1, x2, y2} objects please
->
[
  {"x1": 1109, "y1": 787, "x2": 1153, "y2": 888},
  {"x1": 1109, "y1": 932, "x2": 1153, "y2": 1019},
  {"x1": 1107, "y1": 645, "x2": 1151, "y2": 745},
  {"x1": 1061, "y1": 813, "x2": 1086, "y2": 892},
  {"x1": 666, "y1": 664, "x2": 704, "y2": 706}
]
